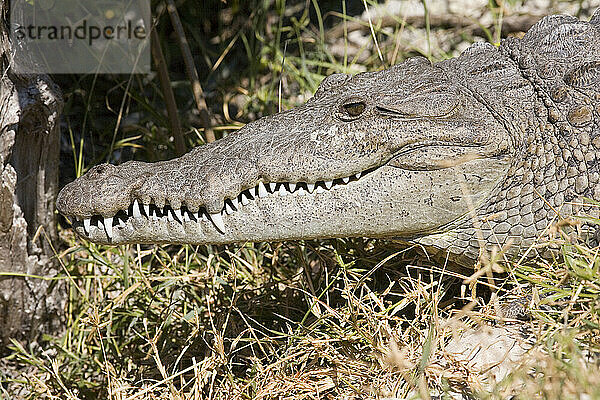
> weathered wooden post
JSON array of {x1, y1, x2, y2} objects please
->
[{"x1": 0, "y1": 2, "x2": 65, "y2": 352}]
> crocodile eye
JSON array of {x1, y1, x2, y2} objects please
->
[
  {"x1": 86, "y1": 163, "x2": 113, "y2": 179},
  {"x1": 340, "y1": 100, "x2": 366, "y2": 119}
]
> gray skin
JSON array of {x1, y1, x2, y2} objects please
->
[{"x1": 57, "y1": 11, "x2": 600, "y2": 264}]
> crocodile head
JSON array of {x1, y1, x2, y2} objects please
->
[
  {"x1": 57, "y1": 55, "x2": 514, "y2": 247},
  {"x1": 57, "y1": 10, "x2": 600, "y2": 263}
]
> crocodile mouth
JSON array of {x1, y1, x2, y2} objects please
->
[
  {"x1": 67, "y1": 167, "x2": 377, "y2": 242},
  {"x1": 64, "y1": 139, "x2": 509, "y2": 245}
]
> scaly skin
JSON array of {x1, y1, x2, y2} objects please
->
[{"x1": 57, "y1": 10, "x2": 600, "y2": 264}]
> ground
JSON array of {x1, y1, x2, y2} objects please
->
[{"x1": 1, "y1": 0, "x2": 600, "y2": 399}]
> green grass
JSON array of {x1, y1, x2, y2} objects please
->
[
  {"x1": 5, "y1": 232, "x2": 600, "y2": 398},
  {"x1": 3, "y1": 1, "x2": 600, "y2": 398}
]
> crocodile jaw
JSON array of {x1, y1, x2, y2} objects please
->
[
  {"x1": 68, "y1": 157, "x2": 510, "y2": 245},
  {"x1": 58, "y1": 54, "x2": 514, "y2": 246}
]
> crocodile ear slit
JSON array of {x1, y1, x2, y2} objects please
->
[{"x1": 376, "y1": 92, "x2": 461, "y2": 119}]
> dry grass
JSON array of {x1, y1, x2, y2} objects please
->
[
  {"x1": 2, "y1": 1, "x2": 600, "y2": 399},
  {"x1": 4, "y1": 226, "x2": 599, "y2": 399}
]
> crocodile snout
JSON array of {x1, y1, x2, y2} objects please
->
[{"x1": 56, "y1": 162, "x2": 148, "y2": 218}]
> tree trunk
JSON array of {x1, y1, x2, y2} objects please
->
[{"x1": 0, "y1": 3, "x2": 65, "y2": 352}]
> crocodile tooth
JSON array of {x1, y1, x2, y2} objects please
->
[
  {"x1": 183, "y1": 211, "x2": 191, "y2": 222},
  {"x1": 83, "y1": 218, "x2": 91, "y2": 234},
  {"x1": 167, "y1": 209, "x2": 175, "y2": 222},
  {"x1": 116, "y1": 217, "x2": 126, "y2": 228},
  {"x1": 355, "y1": 172, "x2": 362, "y2": 179},
  {"x1": 296, "y1": 187, "x2": 306, "y2": 196},
  {"x1": 104, "y1": 217, "x2": 113, "y2": 239},
  {"x1": 306, "y1": 183, "x2": 315, "y2": 193},
  {"x1": 288, "y1": 183, "x2": 296, "y2": 192},
  {"x1": 240, "y1": 192, "x2": 250, "y2": 206},
  {"x1": 278, "y1": 184, "x2": 288, "y2": 196},
  {"x1": 258, "y1": 182, "x2": 268, "y2": 198},
  {"x1": 171, "y1": 209, "x2": 182, "y2": 222},
  {"x1": 133, "y1": 200, "x2": 141, "y2": 219},
  {"x1": 225, "y1": 202, "x2": 234, "y2": 214},
  {"x1": 315, "y1": 186, "x2": 326, "y2": 194},
  {"x1": 324, "y1": 180, "x2": 333, "y2": 189},
  {"x1": 210, "y1": 212, "x2": 226, "y2": 233},
  {"x1": 268, "y1": 183, "x2": 277, "y2": 193},
  {"x1": 198, "y1": 209, "x2": 206, "y2": 221},
  {"x1": 232, "y1": 197, "x2": 239, "y2": 209},
  {"x1": 342, "y1": 176, "x2": 350, "y2": 184},
  {"x1": 175, "y1": 209, "x2": 184, "y2": 221}
]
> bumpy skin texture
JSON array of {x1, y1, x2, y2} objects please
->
[{"x1": 57, "y1": 10, "x2": 600, "y2": 264}]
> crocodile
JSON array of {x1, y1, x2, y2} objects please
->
[{"x1": 57, "y1": 10, "x2": 600, "y2": 264}]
